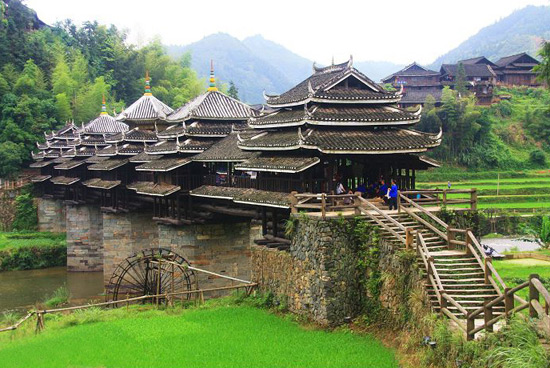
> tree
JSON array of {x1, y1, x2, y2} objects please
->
[
  {"x1": 228, "y1": 81, "x2": 239, "y2": 100},
  {"x1": 455, "y1": 63, "x2": 468, "y2": 96},
  {"x1": 11, "y1": 188, "x2": 37, "y2": 231},
  {"x1": 55, "y1": 93, "x2": 71, "y2": 122},
  {"x1": 534, "y1": 41, "x2": 550, "y2": 88}
]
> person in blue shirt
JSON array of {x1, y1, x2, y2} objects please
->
[
  {"x1": 388, "y1": 179, "x2": 399, "y2": 210},
  {"x1": 378, "y1": 179, "x2": 388, "y2": 204}
]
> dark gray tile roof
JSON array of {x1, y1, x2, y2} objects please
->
[
  {"x1": 127, "y1": 181, "x2": 181, "y2": 196},
  {"x1": 135, "y1": 157, "x2": 192, "y2": 172},
  {"x1": 82, "y1": 178, "x2": 121, "y2": 190},
  {"x1": 440, "y1": 64, "x2": 496, "y2": 78},
  {"x1": 85, "y1": 155, "x2": 109, "y2": 164},
  {"x1": 45, "y1": 123, "x2": 77, "y2": 140},
  {"x1": 178, "y1": 138, "x2": 216, "y2": 153},
  {"x1": 53, "y1": 160, "x2": 87, "y2": 170},
  {"x1": 83, "y1": 114, "x2": 129, "y2": 134},
  {"x1": 266, "y1": 58, "x2": 384, "y2": 106},
  {"x1": 381, "y1": 62, "x2": 440, "y2": 82},
  {"x1": 238, "y1": 128, "x2": 441, "y2": 154},
  {"x1": 105, "y1": 128, "x2": 158, "y2": 143},
  {"x1": 192, "y1": 133, "x2": 256, "y2": 162},
  {"x1": 145, "y1": 140, "x2": 178, "y2": 154},
  {"x1": 49, "y1": 140, "x2": 79, "y2": 149},
  {"x1": 167, "y1": 91, "x2": 252, "y2": 122},
  {"x1": 313, "y1": 88, "x2": 399, "y2": 102},
  {"x1": 88, "y1": 158, "x2": 128, "y2": 171},
  {"x1": 52, "y1": 156, "x2": 72, "y2": 164},
  {"x1": 29, "y1": 160, "x2": 53, "y2": 168},
  {"x1": 157, "y1": 124, "x2": 186, "y2": 139},
  {"x1": 118, "y1": 144, "x2": 144, "y2": 155},
  {"x1": 495, "y1": 53, "x2": 539, "y2": 68},
  {"x1": 117, "y1": 94, "x2": 173, "y2": 122},
  {"x1": 80, "y1": 135, "x2": 108, "y2": 146},
  {"x1": 187, "y1": 121, "x2": 245, "y2": 137},
  {"x1": 129, "y1": 152, "x2": 163, "y2": 163},
  {"x1": 75, "y1": 146, "x2": 99, "y2": 157},
  {"x1": 235, "y1": 155, "x2": 320, "y2": 173},
  {"x1": 45, "y1": 150, "x2": 62, "y2": 158},
  {"x1": 50, "y1": 176, "x2": 80, "y2": 185},
  {"x1": 30, "y1": 175, "x2": 51, "y2": 183},
  {"x1": 190, "y1": 185, "x2": 291, "y2": 208}
]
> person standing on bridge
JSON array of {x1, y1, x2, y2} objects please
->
[{"x1": 388, "y1": 179, "x2": 399, "y2": 211}]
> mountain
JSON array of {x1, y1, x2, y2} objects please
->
[
  {"x1": 166, "y1": 33, "x2": 297, "y2": 104},
  {"x1": 430, "y1": 5, "x2": 550, "y2": 68},
  {"x1": 166, "y1": 33, "x2": 404, "y2": 103}
]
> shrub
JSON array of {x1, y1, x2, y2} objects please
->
[
  {"x1": 529, "y1": 149, "x2": 547, "y2": 167},
  {"x1": 540, "y1": 216, "x2": 550, "y2": 249},
  {"x1": 44, "y1": 285, "x2": 71, "y2": 308},
  {"x1": 11, "y1": 190, "x2": 37, "y2": 231}
]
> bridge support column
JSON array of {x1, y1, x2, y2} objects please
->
[
  {"x1": 102, "y1": 211, "x2": 159, "y2": 284},
  {"x1": 158, "y1": 222, "x2": 262, "y2": 295},
  {"x1": 66, "y1": 204, "x2": 103, "y2": 271},
  {"x1": 36, "y1": 198, "x2": 66, "y2": 233}
]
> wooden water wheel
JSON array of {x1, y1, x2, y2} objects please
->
[{"x1": 107, "y1": 248, "x2": 197, "y2": 302}]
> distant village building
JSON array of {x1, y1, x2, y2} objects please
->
[
  {"x1": 494, "y1": 52, "x2": 541, "y2": 87},
  {"x1": 382, "y1": 52, "x2": 541, "y2": 106},
  {"x1": 381, "y1": 63, "x2": 442, "y2": 108}
]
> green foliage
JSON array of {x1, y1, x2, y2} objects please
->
[
  {"x1": 534, "y1": 40, "x2": 550, "y2": 88},
  {"x1": 529, "y1": 149, "x2": 547, "y2": 166},
  {"x1": 11, "y1": 187, "x2": 37, "y2": 231},
  {"x1": 228, "y1": 80, "x2": 239, "y2": 100},
  {"x1": 44, "y1": 285, "x2": 70, "y2": 308},
  {"x1": 0, "y1": 231, "x2": 66, "y2": 270},
  {"x1": 0, "y1": 305, "x2": 397, "y2": 368},
  {"x1": 540, "y1": 216, "x2": 550, "y2": 247},
  {"x1": 0, "y1": 1, "x2": 205, "y2": 177}
]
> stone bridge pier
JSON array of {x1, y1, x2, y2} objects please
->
[{"x1": 66, "y1": 204, "x2": 103, "y2": 271}]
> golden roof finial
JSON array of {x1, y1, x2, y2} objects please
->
[{"x1": 207, "y1": 60, "x2": 218, "y2": 92}]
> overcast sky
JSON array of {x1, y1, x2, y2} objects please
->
[{"x1": 25, "y1": 0, "x2": 550, "y2": 65}]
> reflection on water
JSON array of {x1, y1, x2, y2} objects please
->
[{"x1": 0, "y1": 267, "x2": 104, "y2": 312}]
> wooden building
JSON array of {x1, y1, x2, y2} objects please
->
[
  {"x1": 494, "y1": 53, "x2": 541, "y2": 87},
  {"x1": 381, "y1": 62, "x2": 442, "y2": 107},
  {"x1": 439, "y1": 63, "x2": 497, "y2": 104}
]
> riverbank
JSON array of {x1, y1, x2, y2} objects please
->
[{"x1": 0, "y1": 232, "x2": 66, "y2": 271}]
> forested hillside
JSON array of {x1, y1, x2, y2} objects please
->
[
  {"x1": 0, "y1": 0, "x2": 204, "y2": 177},
  {"x1": 418, "y1": 86, "x2": 550, "y2": 169},
  {"x1": 430, "y1": 5, "x2": 550, "y2": 68}
]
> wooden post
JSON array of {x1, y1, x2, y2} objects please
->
[
  {"x1": 354, "y1": 192, "x2": 361, "y2": 215},
  {"x1": 471, "y1": 189, "x2": 477, "y2": 211},
  {"x1": 504, "y1": 287, "x2": 514, "y2": 317},
  {"x1": 465, "y1": 229, "x2": 472, "y2": 255},
  {"x1": 447, "y1": 228, "x2": 455, "y2": 249},
  {"x1": 466, "y1": 313, "x2": 475, "y2": 341},
  {"x1": 290, "y1": 191, "x2": 298, "y2": 214},
  {"x1": 439, "y1": 292, "x2": 447, "y2": 317},
  {"x1": 484, "y1": 296, "x2": 493, "y2": 332},
  {"x1": 321, "y1": 193, "x2": 326, "y2": 220},
  {"x1": 35, "y1": 312, "x2": 44, "y2": 333},
  {"x1": 397, "y1": 190, "x2": 401, "y2": 213},
  {"x1": 442, "y1": 189, "x2": 447, "y2": 207},
  {"x1": 484, "y1": 257, "x2": 492, "y2": 284},
  {"x1": 529, "y1": 274, "x2": 540, "y2": 318},
  {"x1": 405, "y1": 228, "x2": 413, "y2": 250}
]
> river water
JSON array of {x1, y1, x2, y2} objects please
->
[{"x1": 0, "y1": 267, "x2": 104, "y2": 312}]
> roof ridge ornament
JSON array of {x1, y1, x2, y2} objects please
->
[
  {"x1": 397, "y1": 84, "x2": 404, "y2": 96},
  {"x1": 100, "y1": 95, "x2": 108, "y2": 115},
  {"x1": 207, "y1": 59, "x2": 218, "y2": 92},
  {"x1": 434, "y1": 126, "x2": 443, "y2": 140},
  {"x1": 144, "y1": 71, "x2": 152, "y2": 96},
  {"x1": 413, "y1": 104, "x2": 422, "y2": 116},
  {"x1": 307, "y1": 80, "x2": 314, "y2": 96},
  {"x1": 348, "y1": 55, "x2": 353, "y2": 68}
]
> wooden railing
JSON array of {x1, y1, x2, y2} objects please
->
[
  {"x1": 400, "y1": 189, "x2": 478, "y2": 210},
  {"x1": 290, "y1": 193, "x2": 360, "y2": 219}
]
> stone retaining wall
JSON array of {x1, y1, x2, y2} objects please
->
[
  {"x1": 37, "y1": 198, "x2": 66, "y2": 233},
  {"x1": 66, "y1": 204, "x2": 103, "y2": 271},
  {"x1": 251, "y1": 218, "x2": 363, "y2": 326}
]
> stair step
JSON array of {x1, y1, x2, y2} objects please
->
[
  {"x1": 426, "y1": 283, "x2": 494, "y2": 289},
  {"x1": 440, "y1": 278, "x2": 486, "y2": 283},
  {"x1": 434, "y1": 262, "x2": 480, "y2": 267}
]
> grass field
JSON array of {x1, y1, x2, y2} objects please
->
[
  {"x1": 0, "y1": 304, "x2": 397, "y2": 368},
  {"x1": 493, "y1": 258, "x2": 550, "y2": 300},
  {"x1": 0, "y1": 232, "x2": 65, "y2": 251},
  {"x1": 417, "y1": 169, "x2": 550, "y2": 211}
]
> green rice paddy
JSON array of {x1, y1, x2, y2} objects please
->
[
  {"x1": 417, "y1": 170, "x2": 550, "y2": 211},
  {"x1": 0, "y1": 305, "x2": 397, "y2": 368},
  {"x1": 493, "y1": 258, "x2": 550, "y2": 300}
]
